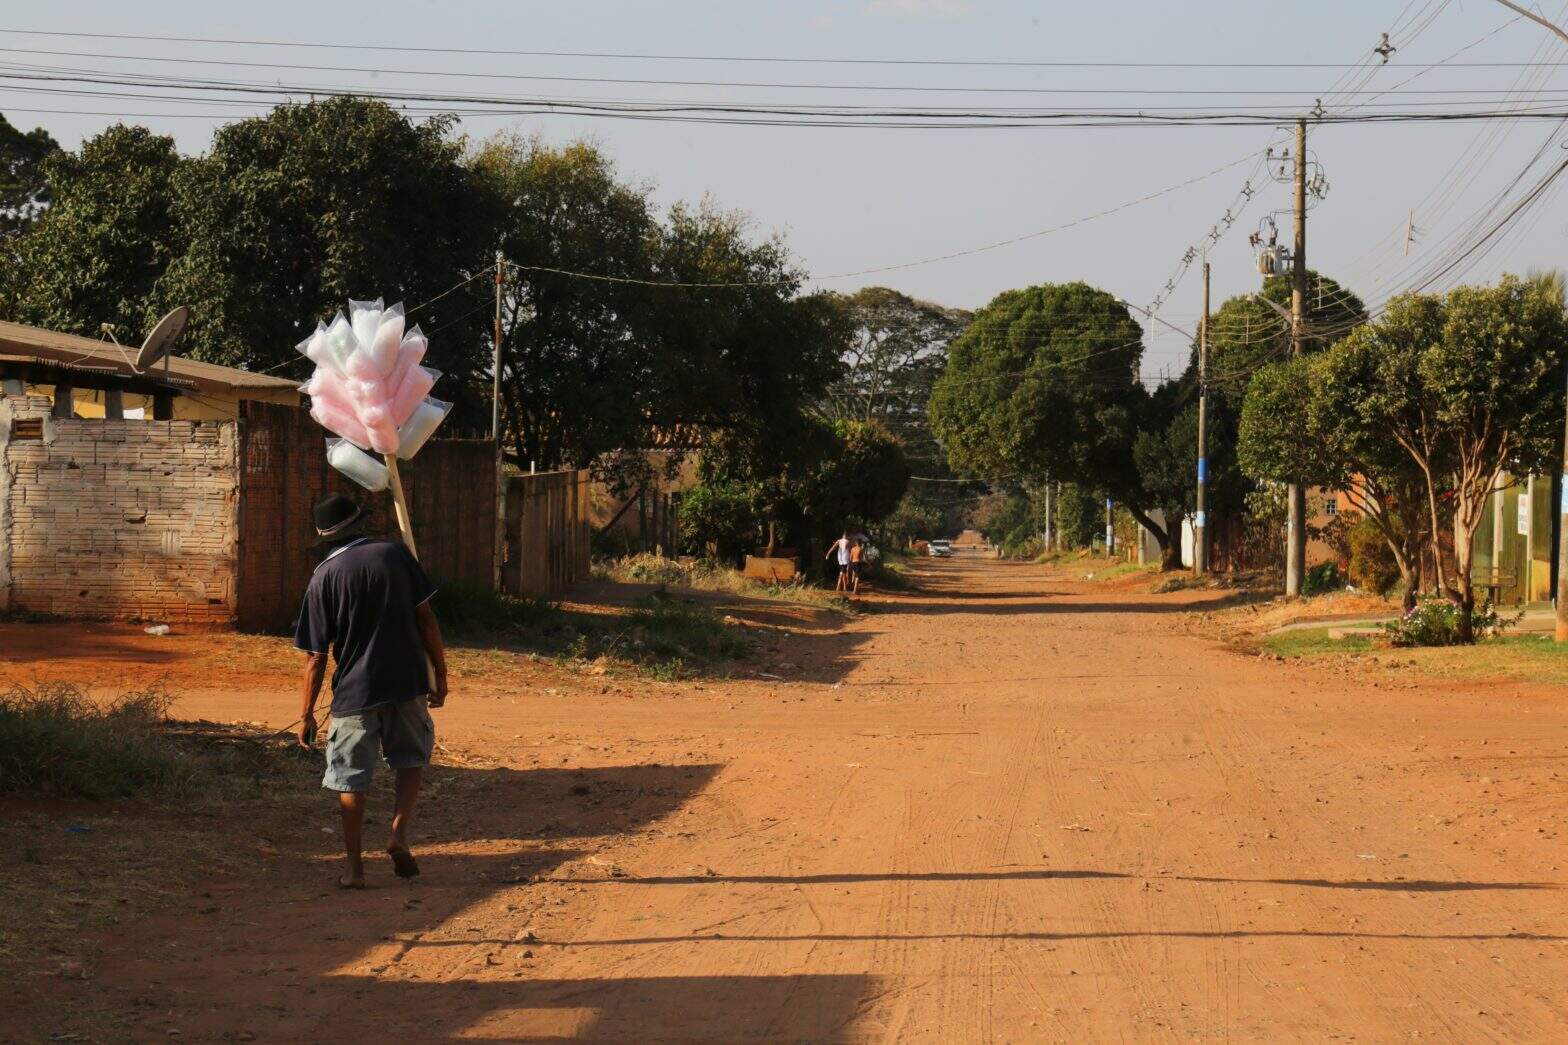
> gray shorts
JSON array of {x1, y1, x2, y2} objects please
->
[{"x1": 322, "y1": 697, "x2": 435, "y2": 793}]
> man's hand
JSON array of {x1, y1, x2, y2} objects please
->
[
  {"x1": 298, "y1": 711, "x2": 317, "y2": 749},
  {"x1": 428, "y1": 674, "x2": 449, "y2": 709}
]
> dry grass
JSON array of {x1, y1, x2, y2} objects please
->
[
  {"x1": 0, "y1": 691, "x2": 326, "y2": 977},
  {"x1": 594, "y1": 554, "x2": 852, "y2": 614}
]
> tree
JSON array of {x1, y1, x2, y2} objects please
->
[
  {"x1": 157, "y1": 98, "x2": 498, "y2": 416},
  {"x1": 804, "y1": 419, "x2": 911, "y2": 536},
  {"x1": 822, "y1": 286, "x2": 969, "y2": 469},
  {"x1": 1422, "y1": 277, "x2": 1567, "y2": 632},
  {"x1": 1295, "y1": 278, "x2": 1568, "y2": 637},
  {"x1": 473, "y1": 134, "x2": 660, "y2": 472},
  {"x1": 1207, "y1": 270, "x2": 1366, "y2": 411},
  {"x1": 929, "y1": 282, "x2": 1176, "y2": 556},
  {"x1": 678, "y1": 480, "x2": 761, "y2": 561},
  {"x1": 476, "y1": 133, "x2": 847, "y2": 483},
  {"x1": 0, "y1": 112, "x2": 60, "y2": 244},
  {"x1": 2, "y1": 125, "x2": 182, "y2": 338},
  {"x1": 1132, "y1": 399, "x2": 1199, "y2": 569}
]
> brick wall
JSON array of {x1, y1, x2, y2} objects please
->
[
  {"x1": 0, "y1": 394, "x2": 238, "y2": 622},
  {"x1": 235, "y1": 401, "x2": 497, "y2": 632}
]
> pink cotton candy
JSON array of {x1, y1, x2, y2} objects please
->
[
  {"x1": 386, "y1": 330, "x2": 427, "y2": 398},
  {"x1": 311, "y1": 399, "x2": 372, "y2": 449},
  {"x1": 365, "y1": 416, "x2": 399, "y2": 455},
  {"x1": 303, "y1": 366, "x2": 353, "y2": 405},
  {"x1": 345, "y1": 348, "x2": 382, "y2": 381},
  {"x1": 389, "y1": 365, "x2": 436, "y2": 428}
]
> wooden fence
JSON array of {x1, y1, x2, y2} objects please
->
[
  {"x1": 236, "y1": 401, "x2": 496, "y2": 631},
  {"x1": 503, "y1": 469, "x2": 591, "y2": 598}
]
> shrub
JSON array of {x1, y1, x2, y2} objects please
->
[
  {"x1": 431, "y1": 578, "x2": 555, "y2": 636},
  {"x1": 1381, "y1": 597, "x2": 1516, "y2": 647},
  {"x1": 1303, "y1": 561, "x2": 1343, "y2": 596},
  {"x1": 626, "y1": 597, "x2": 752, "y2": 664},
  {"x1": 0, "y1": 683, "x2": 194, "y2": 800},
  {"x1": 1347, "y1": 516, "x2": 1400, "y2": 595}
]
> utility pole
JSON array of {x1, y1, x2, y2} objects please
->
[
  {"x1": 1105, "y1": 497, "x2": 1115, "y2": 559},
  {"x1": 1194, "y1": 259, "x2": 1211, "y2": 575},
  {"x1": 1487, "y1": 1, "x2": 1568, "y2": 641},
  {"x1": 1285, "y1": 118, "x2": 1309, "y2": 597},
  {"x1": 491, "y1": 251, "x2": 506, "y2": 595},
  {"x1": 491, "y1": 251, "x2": 504, "y2": 441}
]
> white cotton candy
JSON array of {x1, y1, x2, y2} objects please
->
[
  {"x1": 327, "y1": 438, "x2": 389, "y2": 492},
  {"x1": 349, "y1": 298, "x2": 385, "y2": 354},
  {"x1": 395, "y1": 397, "x2": 452, "y2": 459},
  {"x1": 323, "y1": 313, "x2": 358, "y2": 370},
  {"x1": 368, "y1": 303, "x2": 405, "y2": 376}
]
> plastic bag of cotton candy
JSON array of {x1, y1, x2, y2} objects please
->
[{"x1": 297, "y1": 298, "x2": 453, "y2": 491}]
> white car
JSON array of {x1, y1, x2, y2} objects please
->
[{"x1": 927, "y1": 539, "x2": 954, "y2": 557}]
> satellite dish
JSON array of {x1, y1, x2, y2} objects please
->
[{"x1": 136, "y1": 306, "x2": 190, "y2": 371}]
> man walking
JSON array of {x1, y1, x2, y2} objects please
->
[
  {"x1": 825, "y1": 530, "x2": 853, "y2": 591},
  {"x1": 295, "y1": 493, "x2": 449, "y2": 888}
]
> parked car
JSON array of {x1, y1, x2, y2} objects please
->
[{"x1": 928, "y1": 539, "x2": 954, "y2": 557}]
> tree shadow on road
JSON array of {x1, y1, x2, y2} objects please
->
[{"x1": 16, "y1": 757, "x2": 886, "y2": 1043}]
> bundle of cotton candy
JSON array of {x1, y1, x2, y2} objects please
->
[{"x1": 297, "y1": 299, "x2": 453, "y2": 488}]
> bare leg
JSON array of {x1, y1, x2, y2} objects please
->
[
  {"x1": 389, "y1": 767, "x2": 423, "y2": 856},
  {"x1": 337, "y1": 791, "x2": 366, "y2": 887}
]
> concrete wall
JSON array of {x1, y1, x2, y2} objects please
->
[{"x1": 0, "y1": 394, "x2": 238, "y2": 622}]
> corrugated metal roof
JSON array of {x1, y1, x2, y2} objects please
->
[{"x1": 0, "y1": 319, "x2": 300, "y2": 396}]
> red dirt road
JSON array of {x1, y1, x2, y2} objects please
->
[{"x1": 12, "y1": 555, "x2": 1568, "y2": 1041}]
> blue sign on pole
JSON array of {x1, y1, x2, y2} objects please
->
[{"x1": 1197, "y1": 457, "x2": 1209, "y2": 482}]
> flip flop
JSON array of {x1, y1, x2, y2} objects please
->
[
  {"x1": 337, "y1": 875, "x2": 366, "y2": 890},
  {"x1": 388, "y1": 847, "x2": 420, "y2": 879}
]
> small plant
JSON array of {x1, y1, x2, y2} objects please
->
[
  {"x1": 1302, "y1": 561, "x2": 1343, "y2": 596},
  {"x1": 0, "y1": 683, "x2": 193, "y2": 800},
  {"x1": 1380, "y1": 597, "x2": 1519, "y2": 647},
  {"x1": 431, "y1": 578, "x2": 555, "y2": 636},
  {"x1": 1347, "y1": 516, "x2": 1400, "y2": 595}
]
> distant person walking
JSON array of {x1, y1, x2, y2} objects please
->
[
  {"x1": 826, "y1": 531, "x2": 854, "y2": 591},
  {"x1": 295, "y1": 493, "x2": 449, "y2": 889},
  {"x1": 847, "y1": 535, "x2": 866, "y2": 594}
]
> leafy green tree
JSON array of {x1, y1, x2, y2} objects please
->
[
  {"x1": 2, "y1": 125, "x2": 182, "y2": 338},
  {"x1": 1054, "y1": 482, "x2": 1101, "y2": 548},
  {"x1": 823, "y1": 286, "x2": 968, "y2": 469},
  {"x1": 474, "y1": 134, "x2": 659, "y2": 472},
  {"x1": 0, "y1": 112, "x2": 60, "y2": 244},
  {"x1": 157, "y1": 98, "x2": 498, "y2": 411},
  {"x1": 804, "y1": 419, "x2": 911, "y2": 535},
  {"x1": 882, "y1": 489, "x2": 948, "y2": 544},
  {"x1": 477, "y1": 133, "x2": 847, "y2": 483},
  {"x1": 929, "y1": 282, "x2": 1176, "y2": 556},
  {"x1": 1294, "y1": 278, "x2": 1568, "y2": 635},
  {"x1": 1132, "y1": 401, "x2": 1198, "y2": 568},
  {"x1": 1207, "y1": 270, "x2": 1366, "y2": 411},
  {"x1": 678, "y1": 480, "x2": 760, "y2": 561}
]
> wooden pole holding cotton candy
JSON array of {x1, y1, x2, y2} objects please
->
[{"x1": 297, "y1": 298, "x2": 453, "y2": 558}]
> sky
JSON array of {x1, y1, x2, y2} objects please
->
[{"x1": 4, "y1": 0, "x2": 1568, "y2": 378}]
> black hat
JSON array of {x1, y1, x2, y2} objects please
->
[{"x1": 313, "y1": 493, "x2": 364, "y2": 544}]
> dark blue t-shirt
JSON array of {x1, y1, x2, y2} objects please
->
[{"x1": 294, "y1": 538, "x2": 437, "y2": 716}]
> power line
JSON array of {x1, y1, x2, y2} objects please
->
[{"x1": 5, "y1": 27, "x2": 1568, "y2": 69}]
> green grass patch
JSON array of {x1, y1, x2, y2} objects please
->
[
  {"x1": 622, "y1": 596, "x2": 753, "y2": 679},
  {"x1": 432, "y1": 577, "x2": 557, "y2": 638},
  {"x1": 1262, "y1": 627, "x2": 1374, "y2": 658}
]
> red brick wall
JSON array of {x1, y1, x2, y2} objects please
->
[{"x1": 235, "y1": 401, "x2": 496, "y2": 632}]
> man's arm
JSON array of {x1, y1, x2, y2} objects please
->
[
  {"x1": 415, "y1": 602, "x2": 450, "y2": 707},
  {"x1": 299, "y1": 652, "x2": 328, "y2": 748}
]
